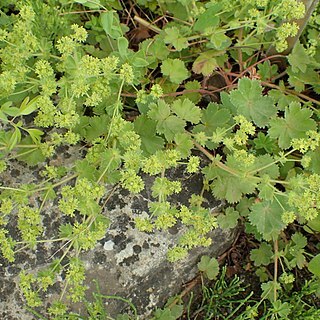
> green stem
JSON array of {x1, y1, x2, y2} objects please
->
[
  {"x1": 248, "y1": 149, "x2": 295, "y2": 175},
  {"x1": 6, "y1": 148, "x2": 38, "y2": 161},
  {"x1": 0, "y1": 186, "x2": 26, "y2": 192},
  {"x1": 97, "y1": 160, "x2": 112, "y2": 183},
  {"x1": 193, "y1": 141, "x2": 240, "y2": 176},
  {"x1": 0, "y1": 144, "x2": 37, "y2": 150},
  {"x1": 10, "y1": 85, "x2": 37, "y2": 96},
  {"x1": 133, "y1": 15, "x2": 162, "y2": 33},
  {"x1": 95, "y1": 294, "x2": 138, "y2": 318},
  {"x1": 273, "y1": 238, "x2": 279, "y2": 302},
  {"x1": 261, "y1": 81, "x2": 320, "y2": 107},
  {"x1": 33, "y1": 173, "x2": 78, "y2": 193},
  {"x1": 15, "y1": 237, "x2": 65, "y2": 245}
]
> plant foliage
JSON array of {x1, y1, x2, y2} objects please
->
[{"x1": 0, "y1": 0, "x2": 320, "y2": 319}]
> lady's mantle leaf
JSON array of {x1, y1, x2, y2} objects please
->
[
  {"x1": 229, "y1": 78, "x2": 276, "y2": 127},
  {"x1": 217, "y1": 207, "x2": 240, "y2": 229},
  {"x1": 134, "y1": 115, "x2": 164, "y2": 155},
  {"x1": 250, "y1": 242, "x2": 273, "y2": 266},
  {"x1": 249, "y1": 200, "x2": 286, "y2": 241},
  {"x1": 193, "y1": 4, "x2": 221, "y2": 32},
  {"x1": 153, "y1": 304, "x2": 183, "y2": 320},
  {"x1": 287, "y1": 42, "x2": 311, "y2": 73},
  {"x1": 171, "y1": 98, "x2": 201, "y2": 124},
  {"x1": 204, "y1": 159, "x2": 257, "y2": 203},
  {"x1": 269, "y1": 102, "x2": 317, "y2": 149},
  {"x1": 161, "y1": 58, "x2": 189, "y2": 84},
  {"x1": 148, "y1": 100, "x2": 185, "y2": 141},
  {"x1": 198, "y1": 255, "x2": 219, "y2": 280},
  {"x1": 164, "y1": 27, "x2": 188, "y2": 51},
  {"x1": 148, "y1": 100, "x2": 171, "y2": 122},
  {"x1": 192, "y1": 51, "x2": 219, "y2": 76},
  {"x1": 308, "y1": 254, "x2": 320, "y2": 277},
  {"x1": 174, "y1": 133, "x2": 193, "y2": 158},
  {"x1": 193, "y1": 102, "x2": 231, "y2": 135}
]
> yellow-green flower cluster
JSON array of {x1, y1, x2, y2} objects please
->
[
  {"x1": 154, "y1": 213, "x2": 176, "y2": 230},
  {"x1": 85, "y1": 79, "x2": 111, "y2": 107},
  {"x1": 233, "y1": 115, "x2": 255, "y2": 145},
  {"x1": 109, "y1": 115, "x2": 127, "y2": 137},
  {"x1": 301, "y1": 155, "x2": 311, "y2": 169},
  {"x1": 135, "y1": 89, "x2": 148, "y2": 104},
  {"x1": 19, "y1": 5, "x2": 36, "y2": 22},
  {"x1": 151, "y1": 177, "x2": 181, "y2": 198},
  {"x1": 119, "y1": 131, "x2": 141, "y2": 151},
  {"x1": 0, "y1": 71, "x2": 17, "y2": 98},
  {"x1": 64, "y1": 131, "x2": 80, "y2": 145},
  {"x1": 34, "y1": 60, "x2": 56, "y2": 96},
  {"x1": 71, "y1": 220, "x2": 106, "y2": 251},
  {"x1": 123, "y1": 150, "x2": 143, "y2": 171},
  {"x1": 165, "y1": 149, "x2": 181, "y2": 167},
  {"x1": 120, "y1": 169, "x2": 145, "y2": 193},
  {"x1": 37, "y1": 269, "x2": 55, "y2": 291},
  {"x1": 288, "y1": 174, "x2": 320, "y2": 221},
  {"x1": 66, "y1": 258, "x2": 87, "y2": 302},
  {"x1": 178, "y1": 229, "x2": 212, "y2": 248},
  {"x1": 40, "y1": 165, "x2": 60, "y2": 180},
  {"x1": 76, "y1": 178, "x2": 105, "y2": 199},
  {"x1": 101, "y1": 56, "x2": 119, "y2": 75},
  {"x1": 48, "y1": 301, "x2": 68, "y2": 316},
  {"x1": 135, "y1": 217, "x2": 154, "y2": 232},
  {"x1": 276, "y1": 0, "x2": 305, "y2": 20},
  {"x1": 0, "y1": 160, "x2": 7, "y2": 174},
  {"x1": 291, "y1": 130, "x2": 320, "y2": 153},
  {"x1": 275, "y1": 22, "x2": 299, "y2": 52},
  {"x1": 39, "y1": 142, "x2": 55, "y2": 158},
  {"x1": 248, "y1": 8, "x2": 260, "y2": 19},
  {"x1": 70, "y1": 24, "x2": 87, "y2": 43},
  {"x1": 176, "y1": 206, "x2": 218, "y2": 233},
  {"x1": 255, "y1": 0, "x2": 269, "y2": 7},
  {"x1": 59, "y1": 186, "x2": 79, "y2": 217},
  {"x1": 279, "y1": 272, "x2": 295, "y2": 284},
  {"x1": 187, "y1": 156, "x2": 200, "y2": 173},
  {"x1": 306, "y1": 39, "x2": 318, "y2": 57},
  {"x1": 167, "y1": 246, "x2": 188, "y2": 262},
  {"x1": 119, "y1": 63, "x2": 134, "y2": 84},
  {"x1": 194, "y1": 131, "x2": 208, "y2": 147},
  {"x1": 55, "y1": 109, "x2": 80, "y2": 129},
  {"x1": 233, "y1": 149, "x2": 256, "y2": 167},
  {"x1": 56, "y1": 24, "x2": 87, "y2": 55},
  {"x1": 34, "y1": 95, "x2": 56, "y2": 127},
  {"x1": 150, "y1": 84, "x2": 163, "y2": 98},
  {"x1": 0, "y1": 198, "x2": 13, "y2": 216},
  {"x1": 0, "y1": 4, "x2": 38, "y2": 83},
  {"x1": 143, "y1": 149, "x2": 181, "y2": 175},
  {"x1": 19, "y1": 271, "x2": 42, "y2": 307},
  {"x1": 143, "y1": 153, "x2": 163, "y2": 175},
  {"x1": 0, "y1": 228, "x2": 15, "y2": 262},
  {"x1": 281, "y1": 211, "x2": 296, "y2": 225},
  {"x1": 17, "y1": 206, "x2": 43, "y2": 247}
]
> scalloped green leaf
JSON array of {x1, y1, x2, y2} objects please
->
[
  {"x1": 171, "y1": 98, "x2": 201, "y2": 124},
  {"x1": 269, "y1": 102, "x2": 317, "y2": 149},
  {"x1": 249, "y1": 200, "x2": 286, "y2": 241},
  {"x1": 161, "y1": 58, "x2": 189, "y2": 84},
  {"x1": 229, "y1": 78, "x2": 276, "y2": 127}
]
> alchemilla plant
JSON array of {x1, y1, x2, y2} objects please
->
[{"x1": 0, "y1": 0, "x2": 320, "y2": 318}]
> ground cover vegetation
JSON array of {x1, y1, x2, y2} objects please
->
[{"x1": 0, "y1": 0, "x2": 320, "y2": 318}]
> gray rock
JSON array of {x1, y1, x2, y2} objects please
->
[{"x1": 0, "y1": 150, "x2": 237, "y2": 319}]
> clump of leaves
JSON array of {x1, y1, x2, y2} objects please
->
[{"x1": 0, "y1": 0, "x2": 320, "y2": 318}]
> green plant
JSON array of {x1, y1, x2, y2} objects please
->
[
  {"x1": 0, "y1": 0, "x2": 319, "y2": 318},
  {"x1": 189, "y1": 266, "x2": 320, "y2": 320}
]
